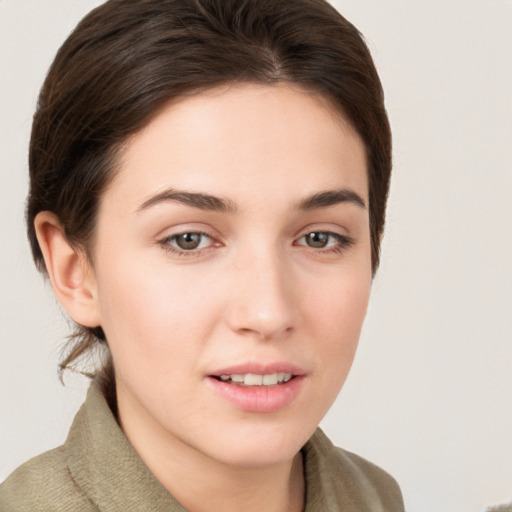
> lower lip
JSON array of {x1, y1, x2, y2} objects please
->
[{"x1": 206, "y1": 376, "x2": 305, "y2": 413}]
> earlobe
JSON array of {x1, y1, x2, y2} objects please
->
[{"x1": 34, "y1": 211, "x2": 101, "y2": 329}]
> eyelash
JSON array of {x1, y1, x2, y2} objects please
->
[
  {"x1": 159, "y1": 231, "x2": 216, "y2": 257},
  {"x1": 158, "y1": 230, "x2": 354, "y2": 257},
  {"x1": 294, "y1": 231, "x2": 355, "y2": 255}
]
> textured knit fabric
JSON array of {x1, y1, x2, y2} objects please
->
[{"x1": 0, "y1": 384, "x2": 404, "y2": 511}]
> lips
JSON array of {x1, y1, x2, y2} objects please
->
[
  {"x1": 209, "y1": 362, "x2": 306, "y2": 379},
  {"x1": 216, "y1": 372, "x2": 293, "y2": 386},
  {"x1": 206, "y1": 363, "x2": 306, "y2": 413}
]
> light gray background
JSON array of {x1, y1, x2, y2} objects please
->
[{"x1": 1, "y1": 1, "x2": 511, "y2": 511}]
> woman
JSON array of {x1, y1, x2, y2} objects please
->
[{"x1": 0, "y1": 0, "x2": 404, "y2": 510}]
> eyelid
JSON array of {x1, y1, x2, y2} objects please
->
[
  {"x1": 158, "y1": 228, "x2": 222, "y2": 257},
  {"x1": 293, "y1": 228, "x2": 355, "y2": 253}
]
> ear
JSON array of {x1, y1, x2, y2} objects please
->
[{"x1": 34, "y1": 211, "x2": 101, "y2": 329}]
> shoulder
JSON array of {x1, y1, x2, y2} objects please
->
[
  {"x1": 0, "y1": 446, "x2": 96, "y2": 512},
  {"x1": 304, "y1": 429, "x2": 404, "y2": 511},
  {"x1": 333, "y1": 446, "x2": 404, "y2": 506}
]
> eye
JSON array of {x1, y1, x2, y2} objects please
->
[
  {"x1": 295, "y1": 231, "x2": 354, "y2": 252},
  {"x1": 301, "y1": 232, "x2": 334, "y2": 249},
  {"x1": 160, "y1": 231, "x2": 214, "y2": 254}
]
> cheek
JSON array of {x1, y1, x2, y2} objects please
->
[
  {"x1": 325, "y1": 282, "x2": 369, "y2": 339},
  {"x1": 94, "y1": 254, "x2": 222, "y2": 376},
  {"x1": 305, "y1": 262, "x2": 371, "y2": 336},
  {"x1": 304, "y1": 269, "x2": 371, "y2": 386}
]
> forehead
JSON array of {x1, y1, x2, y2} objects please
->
[{"x1": 105, "y1": 83, "x2": 368, "y2": 208}]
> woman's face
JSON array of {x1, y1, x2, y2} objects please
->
[{"x1": 89, "y1": 83, "x2": 371, "y2": 469}]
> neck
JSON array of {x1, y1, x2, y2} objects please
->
[
  {"x1": 160, "y1": 450, "x2": 305, "y2": 512},
  {"x1": 117, "y1": 389, "x2": 305, "y2": 512}
]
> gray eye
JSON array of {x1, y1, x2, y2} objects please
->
[
  {"x1": 160, "y1": 231, "x2": 215, "y2": 255},
  {"x1": 175, "y1": 233, "x2": 203, "y2": 250},
  {"x1": 304, "y1": 232, "x2": 330, "y2": 248}
]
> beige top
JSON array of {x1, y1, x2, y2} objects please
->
[{"x1": 0, "y1": 383, "x2": 404, "y2": 511}]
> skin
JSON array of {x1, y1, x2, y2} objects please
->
[{"x1": 36, "y1": 83, "x2": 372, "y2": 512}]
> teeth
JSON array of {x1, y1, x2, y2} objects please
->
[
  {"x1": 245, "y1": 373, "x2": 263, "y2": 386},
  {"x1": 263, "y1": 374, "x2": 278, "y2": 385},
  {"x1": 217, "y1": 372, "x2": 293, "y2": 386}
]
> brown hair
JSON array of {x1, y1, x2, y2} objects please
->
[{"x1": 26, "y1": 0, "x2": 391, "y2": 388}]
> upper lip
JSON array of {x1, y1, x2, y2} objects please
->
[{"x1": 208, "y1": 362, "x2": 307, "y2": 377}]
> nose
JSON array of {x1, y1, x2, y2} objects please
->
[{"x1": 225, "y1": 250, "x2": 298, "y2": 341}]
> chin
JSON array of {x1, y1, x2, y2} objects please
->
[{"x1": 202, "y1": 418, "x2": 316, "y2": 469}]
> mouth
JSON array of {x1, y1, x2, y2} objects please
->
[
  {"x1": 212, "y1": 372, "x2": 294, "y2": 387},
  {"x1": 206, "y1": 365, "x2": 305, "y2": 413}
]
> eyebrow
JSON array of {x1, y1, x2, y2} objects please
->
[
  {"x1": 297, "y1": 189, "x2": 367, "y2": 211},
  {"x1": 137, "y1": 187, "x2": 366, "y2": 214},
  {"x1": 137, "y1": 189, "x2": 238, "y2": 214}
]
